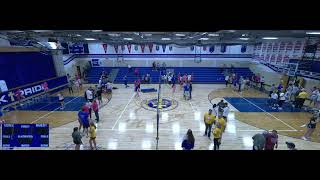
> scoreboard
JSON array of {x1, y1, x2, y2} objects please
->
[{"x1": 2, "y1": 124, "x2": 49, "y2": 148}]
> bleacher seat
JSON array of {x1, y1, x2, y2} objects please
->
[{"x1": 87, "y1": 67, "x2": 254, "y2": 84}]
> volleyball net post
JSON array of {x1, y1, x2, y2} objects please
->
[{"x1": 155, "y1": 69, "x2": 162, "y2": 150}]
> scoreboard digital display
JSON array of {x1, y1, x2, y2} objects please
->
[{"x1": 2, "y1": 124, "x2": 49, "y2": 148}]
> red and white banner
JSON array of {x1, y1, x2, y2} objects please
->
[
  {"x1": 162, "y1": 44, "x2": 166, "y2": 52},
  {"x1": 121, "y1": 45, "x2": 125, "y2": 52},
  {"x1": 127, "y1": 44, "x2": 132, "y2": 53},
  {"x1": 293, "y1": 41, "x2": 302, "y2": 53},
  {"x1": 285, "y1": 42, "x2": 293, "y2": 52},
  {"x1": 102, "y1": 44, "x2": 108, "y2": 53},
  {"x1": 267, "y1": 43, "x2": 272, "y2": 52},
  {"x1": 279, "y1": 42, "x2": 286, "y2": 51},
  {"x1": 203, "y1": 46, "x2": 207, "y2": 51},
  {"x1": 114, "y1": 45, "x2": 118, "y2": 53},
  {"x1": 141, "y1": 44, "x2": 145, "y2": 53},
  {"x1": 272, "y1": 43, "x2": 279, "y2": 52},
  {"x1": 148, "y1": 44, "x2": 153, "y2": 52}
]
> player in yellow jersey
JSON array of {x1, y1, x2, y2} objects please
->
[
  {"x1": 215, "y1": 115, "x2": 226, "y2": 133},
  {"x1": 89, "y1": 122, "x2": 97, "y2": 150},
  {"x1": 212, "y1": 123, "x2": 222, "y2": 150},
  {"x1": 203, "y1": 109, "x2": 216, "y2": 139}
]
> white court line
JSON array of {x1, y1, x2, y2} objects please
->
[
  {"x1": 31, "y1": 96, "x2": 81, "y2": 124},
  {"x1": 234, "y1": 92, "x2": 298, "y2": 131},
  {"x1": 54, "y1": 127, "x2": 297, "y2": 132},
  {"x1": 189, "y1": 101, "x2": 197, "y2": 112},
  {"x1": 111, "y1": 93, "x2": 136, "y2": 130}
]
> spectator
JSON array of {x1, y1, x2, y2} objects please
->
[
  {"x1": 222, "y1": 103, "x2": 230, "y2": 121},
  {"x1": 72, "y1": 127, "x2": 82, "y2": 150},
  {"x1": 67, "y1": 74, "x2": 74, "y2": 95},
  {"x1": 203, "y1": 109, "x2": 215, "y2": 139},
  {"x1": 86, "y1": 87, "x2": 94, "y2": 102},
  {"x1": 57, "y1": 93, "x2": 65, "y2": 110},
  {"x1": 269, "y1": 84, "x2": 276, "y2": 97},
  {"x1": 302, "y1": 113, "x2": 319, "y2": 140},
  {"x1": 270, "y1": 91, "x2": 279, "y2": 109},
  {"x1": 310, "y1": 87, "x2": 319, "y2": 107},
  {"x1": 92, "y1": 99, "x2": 100, "y2": 123},
  {"x1": 252, "y1": 132, "x2": 266, "y2": 150},
  {"x1": 181, "y1": 129, "x2": 195, "y2": 150},
  {"x1": 225, "y1": 74, "x2": 229, "y2": 87},
  {"x1": 152, "y1": 62, "x2": 156, "y2": 70},
  {"x1": 187, "y1": 73, "x2": 192, "y2": 82},
  {"x1": 292, "y1": 84, "x2": 299, "y2": 101},
  {"x1": 96, "y1": 87, "x2": 102, "y2": 105},
  {"x1": 106, "y1": 81, "x2": 113, "y2": 94},
  {"x1": 260, "y1": 76, "x2": 265, "y2": 91},
  {"x1": 128, "y1": 64, "x2": 132, "y2": 73},
  {"x1": 286, "y1": 142, "x2": 297, "y2": 150},
  {"x1": 189, "y1": 82, "x2": 193, "y2": 100},
  {"x1": 278, "y1": 90, "x2": 286, "y2": 110},
  {"x1": 217, "y1": 100, "x2": 225, "y2": 109},
  {"x1": 78, "y1": 106, "x2": 89, "y2": 137},
  {"x1": 212, "y1": 123, "x2": 222, "y2": 150},
  {"x1": 123, "y1": 75, "x2": 129, "y2": 88},
  {"x1": 215, "y1": 114, "x2": 226, "y2": 134},
  {"x1": 265, "y1": 130, "x2": 278, "y2": 150},
  {"x1": 295, "y1": 89, "x2": 308, "y2": 109}
]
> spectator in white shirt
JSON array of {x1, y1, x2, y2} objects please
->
[
  {"x1": 271, "y1": 91, "x2": 279, "y2": 109},
  {"x1": 225, "y1": 75, "x2": 229, "y2": 87},
  {"x1": 278, "y1": 91, "x2": 286, "y2": 110},
  {"x1": 223, "y1": 103, "x2": 230, "y2": 121},
  {"x1": 86, "y1": 88, "x2": 94, "y2": 102}
]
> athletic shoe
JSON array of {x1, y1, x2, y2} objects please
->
[
  {"x1": 203, "y1": 134, "x2": 207, "y2": 136},
  {"x1": 301, "y1": 136, "x2": 307, "y2": 140}
]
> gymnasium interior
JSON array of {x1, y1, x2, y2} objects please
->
[{"x1": 0, "y1": 30, "x2": 319, "y2": 150}]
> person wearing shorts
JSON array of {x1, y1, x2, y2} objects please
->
[
  {"x1": 72, "y1": 127, "x2": 82, "y2": 150},
  {"x1": 302, "y1": 114, "x2": 318, "y2": 140},
  {"x1": 96, "y1": 87, "x2": 102, "y2": 105},
  {"x1": 78, "y1": 107, "x2": 89, "y2": 136},
  {"x1": 89, "y1": 122, "x2": 97, "y2": 150},
  {"x1": 58, "y1": 93, "x2": 64, "y2": 110}
]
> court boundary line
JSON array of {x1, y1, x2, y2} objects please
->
[
  {"x1": 31, "y1": 96, "x2": 82, "y2": 124},
  {"x1": 111, "y1": 93, "x2": 136, "y2": 130},
  {"x1": 233, "y1": 92, "x2": 298, "y2": 131}
]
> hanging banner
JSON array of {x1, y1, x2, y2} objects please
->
[
  {"x1": 102, "y1": 44, "x2": 108, "y2": 53},
  {"x1": 156, "y1": 45, "x2": 160, "y2": 51},
  {"x1": 121, "y1": 45, "x2": 125, "y2": 52},
  {"x1": 272, "y1": 43, "x2": 279, "y2": 52},
  {"x1": 293, "y1": 41, "x2": 302, "y2": 54},
  {"x1": 134, "y1": 45, "x2": 138, "y2": 51},
  {"x1": 190, "y1": 46, "x2": 194, "y2": 51},
  {"x1": 169, "y1": 46, "x2": 173, "y2": 51},
  {"x1": 148, "y1": 44, "x2": 153, "y2": 52},
  {"x1": 203, "y1": 46, "x2": 207, "y2": 51},
  {"x1": 141, "y1": 44, "x2": 145, "y2": 53},
  {"x1": 114, "y1": 45, "x2": 118, "y2": 53},
  {"x1": 162, "y1": 44, "x2": 166, "y2": 52},
  {"x1": 127, "y1": 44, "x2": 132, "y2": 53},
  {"x1": 209, "y1": 46, "x2": 215, "y2": 53}
]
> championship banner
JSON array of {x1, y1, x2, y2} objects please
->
[
  {"x1": 203, "y1": 46, "x2": 207, "y2": 51},
  {"x1": 169, "y1": 46, "x2": 173, "y2": 51},
  {"x1": 262, "y1": 43, "x2": 266, "y2": 52},
  {"x1": 141, "y1": 44, "x2": 145, "y2": 53},
  {"x1": 272, "y1": 43, "x2": 279, "y2": 52},
  {"x1": 121, "y1": 45, "x2": 125, "y2": 52},
  {"x1": 209, "y1": 46, "x2": 215, "y2": 53},
  {"x1": 156, "y1": 45, "x2": 160, "y2": 51},
  {"x1": 162, "y1": 44, "x2": 166, "y2": 52},
  {"x1": 267, "y1": 43, "x2": 272, "y2": 52},
  {"x1": 134, "y1": 45, "x2": 138, "y2": 51},
  {"x1": 279, "y1": 42, "x2": 286, "y2": 52},
  {"x1": 148, "y1": 44, "x2": 153, "y2": 52},
  {"x1": 293, "y1": 41, "x2": 302, "y2": 53},
  {"x1": 0, "y1": 76, "x2": 68, "y2": 108},
  {"x1": 114, "y1": 45, "x2": 119, "y2": 53},
  {"x1": 127, "y1": 44, "x2": 132, "y2": 53},
  {"x1": 102, "y1": 44, "x2": 108, "y2": 53},
  {"x1": 271, "y1": 54, "x2": 276, "y2": 62},
  {"x1": 285, "y1": 42, "x2": 293, "y2": 53},
  {"x1": 190, "y1": 46, "x2": 194, "y2": 51},
  {"x1": 277, "y1": 54, "x2": 283, "y2": 62}
]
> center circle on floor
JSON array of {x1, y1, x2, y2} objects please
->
[{"x1": 141, "y1": 97, "x2": 178, "y2": 112}]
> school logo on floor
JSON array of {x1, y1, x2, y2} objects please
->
[{"x1": 141, "y1": 97, "x2": 178, "y2": 112}]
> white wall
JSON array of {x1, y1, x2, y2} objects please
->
[
  {"x1": 52, "y1": 51, "x2": 66, "y2": 77},
  {"x1": 88, "y1": 43, "x2": 254, "y2": 54},
  {"x1": 249, "y1": 62, "x2": 282, "y2": 86},
  {"x1": 0, "y1": 35, "x2": 11, "y2": 47},
  {"x1": 64, "y1": 57, "x2": 90, "y2": 78}
]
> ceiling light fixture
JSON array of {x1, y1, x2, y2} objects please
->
[
  {"x1": 144, "y1": 33, "x2": 152, "y2": 36},
  {"x1": 161, "y1": 38, "x2": 171, "y2": 40},
  {"x1": 108, "y1": 33, "x2": 120, "y2": 37},
  {"x1": 199, "y1": 37, "x2": 209, "y2": 40},
  {"x1": 208, "y1": 33, "x2": 219, "y2": 37},
  {"x1": 228, "y1": 30, "x2": 236, "y2": 33},
  {"x1": 75, "y1": 34, "x2": 81, "y2": 37},
  {"x1": 262, "y1": 37, "x2": 278, "y2": 40},
  {"x1": 123, "y1": 38, "x2": 133, "y2": 40},
  {"x1": 239, "y1": 38, "x2": 249, "y2": 40},
  {"x1": 92, "y1": 30, "x2": 103, "y2": 32},
  {"x1": 175, "y1": 34, "x2": 185, "y2": 36},
  {"x1": 306, "y1": 31, "x2": 320, "y2": 35},
  {"x1": 84, "y1": 38, "x2": 96, "y2": 41}
]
